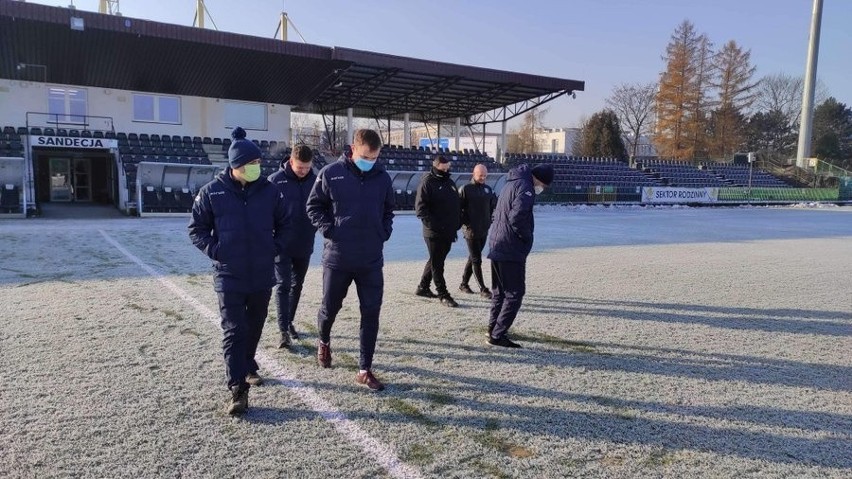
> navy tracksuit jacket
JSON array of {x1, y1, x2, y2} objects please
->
[
  {"x1": 306, "y1": 157, "x2": 394, "y2": 370},
  {"x1": 268, "y1": 161, "x2": 318, "y2": 332},
  {"x1": 486, "y1": 164, "x2": 538, "y2": 339},
  {"x1": 188, "y1": 169, "x2": 289, "y2": 389}
]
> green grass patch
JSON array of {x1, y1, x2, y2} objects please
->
[
  {"x1": 386, "y1": 398, "x2": 434, "y2": 426},
  {"x1": 474, "y1": 419, "x2": 536, "y2": 459},
  {"x1": 400, "y1": 443, "x2": 435, "y2": 465},
  {"x1": 472, "y1": 460, "x2": 512, "y2": 479},
  {"x1": 426, "y1": 391, "x2": 456, "y2": 406},
  {"x1": 335, "y1": 352, "x2": 359, "y2": 371},
  {"x1": 156, "y1": 308, "x2": 186, "y2": 321},
  {"x1": 643, "y1": 448, "x2": 675, "y2": 467},
  {"x1": 514, "y1": 331, "x2": 599, "y2": 353}
]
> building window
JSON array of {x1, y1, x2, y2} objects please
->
[
  {"x1": 48, "y1": 87, "x2": 88, "y2": 124},
  {"x1": 132, "y1": 93, "x2": 181, "y2": 124},
  {"x1": 552, "y1": 139, "x2": 558, "y2": 153},
  {"x1": 224, "y1": 101, "x2": 267, "y2": 131}
]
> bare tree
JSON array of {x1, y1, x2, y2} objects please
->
[
  {"x1": 606, "y1": 82, "x2": 656, "y2": 162},
  {"x1": 755, "y1": 73, "x2": 829, "y2": 128},
  {"x1": 507, "y1": 107, "x2": 548, "y2": 154}
]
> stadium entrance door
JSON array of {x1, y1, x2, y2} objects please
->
[{"x1": 32, "y1": 148, "x2": 118, "y2": 213}]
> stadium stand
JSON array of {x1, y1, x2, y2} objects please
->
[{"x1": 701, "y1": 162, "x2": 793, "y2": 188}]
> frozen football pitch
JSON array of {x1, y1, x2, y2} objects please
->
[{"x1": 1, "y1": 205, "x2": 850, "y2": 478}]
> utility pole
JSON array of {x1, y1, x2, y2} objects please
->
[{"x1": 795, "y1": 0, "x2": 823, "y2": 169}]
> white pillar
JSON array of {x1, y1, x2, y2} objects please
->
[
  {"x1": 346, "y1": 108, "x2": 354, "y2": 145},
  {"x1": 500, "y1": 121, "x2": 507, "y2": 163},
  {"x1": 454, "y1": 117, "x2": 461, "y2": 152},
  {"x1": 403, "y1": 113, "x2": 411, "y2": 149},
  {"x1": 796, "y1": 0, "x2": 823, "y2": 169}
]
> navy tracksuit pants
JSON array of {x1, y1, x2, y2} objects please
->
[
  {"x1": 461, "y1": 235, "x2": 488, "y2": 290},
  {"x1": 274, "y1": 255, "x2": 311, "y2": 333},
  {"x1": 217, "y1": 290, "x2": 271, "y2": 390},
  {"x1": 317, "y1": 266, "x2": 383, "y2": 370},
  {"x1": 419, "y1": 236, "x2": 454, "y2": 296},
  {"x1": 489, "y1": 260, "x2": 526, "y2": 339}
]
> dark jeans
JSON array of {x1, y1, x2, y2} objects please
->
[
  {"x1": 461, "y1": 235, "x2": 488, "y2": 290},
  {"x1": 274, "y1": 255, "x2": 311, "y2": 333},
  {"x1": 489, "y1": 261, "x2": 526, "y2": 339},
  {"x1": 217, "y1": 290, "x2": 272, "y2": 389},
  {"x1": 317, "y1": 266, "x2": 384, "y2": 370},
  {"x1": 418, "y1": 236, "x2": 454, "y2": 296}
]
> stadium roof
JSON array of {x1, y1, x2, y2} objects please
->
[{"x1": 0, "y1": 1, "x2": 584, "y2": 124}]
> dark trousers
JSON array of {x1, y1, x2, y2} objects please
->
[
  {"x1": 418, "y1": 236, "x2": 454, "y2": 296},
  {"x1": 217, "y1": 290, "x2": 272, "y2": 389},
  {"x1": 274, "y1": 255, "x2": 311, "y2": 333},
  {"x1": 489, "y1": 261, "x2": 526, "y2": 339},
  {"x1": 461, "y1": 235, "x2": 488, "y2": 290},
  {"x1": 317, "y1": 266, "x2": 384, "y2": 370}
]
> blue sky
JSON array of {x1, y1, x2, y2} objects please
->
[{"x1": 31, "y1": 0, "x2": 852, "y2": 129}]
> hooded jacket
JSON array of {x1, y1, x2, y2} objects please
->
[
  {"x1": 415, "y1": 167, "x2": 462, "y2": 239},
  {"x1": 487, "y1": 164, "x2": 537, "y2": 262},
  {"x1": 306, "y1": 157, "x2": 395, "y2": 271},
  {"x1": 188, "y1": 169, "x2": 290, "y2": 293},
  {"x1": 459, "y1": 180, "x2": 497, "y2": 239},
  {"x1": 268, "y1": 159, "x2": 318, "y2": 258}
]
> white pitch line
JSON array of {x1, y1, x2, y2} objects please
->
[{"x1": 99, "y1": 230, "x2": 423, "y2": 479}]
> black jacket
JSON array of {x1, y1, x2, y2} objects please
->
[
  {"x1": 459, "y1": 181, "x2": 497, "y2": 239},
  {"x1": 306, "y1": 157, "x2": 395, "y2": 271},
  {"x1": 487, "y1": 164, "x2": 537, "y2": 263},
  {"x1": 188, "y1": 169, "x2": 290, "y2": 293},
  {"x1": 415, "y1": 167, "x2": 461, "y2": 239},
  {"x1": 268, "y1": 160, "x2": 318, "y2": 258}
]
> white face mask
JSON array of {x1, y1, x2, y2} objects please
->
[{"x1": 534, "y1": 185, "x2": 544, "y2": 195}]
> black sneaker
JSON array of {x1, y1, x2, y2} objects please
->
[
  {"x1": 288, "y1": 324, "x2": 300, "y2": 340},
  {"x1": 439, "y1": 295, "x2": 459, "y2": 308},
  {"x1": 227, "y1": 386, "x2": 248, "y2": 415},
  {"x1": 487, "y1": 336, "x2": 522, "y2": 348},
  {"x1": 278, "y1": 331, "x2": 291, "y2": 349},
  {"x1": 480, "y1": 288, "x2": 492, "y2": 299},
  {"x1": 459, "y1": 284, "x2": 475, "y2": 294},
  {"x1": 415, "y1": 286, "x2": 438, "y2": 298}
]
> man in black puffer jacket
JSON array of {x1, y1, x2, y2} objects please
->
[
  {"x1": 486, "y1": 163, "x2": 553, "y2": 348},
  {"x1": 458, "y1": 163, "x2": 497, "y2": 299},
  {"x1": 414, "y1": 156, "x2": 462, "y2": 307},
  {"x1": 306, "y1": 129, "x2": 394, "y2": 392},
  {"x1": 188, "y1": 127, "x2": 290, "y2": 415},
  {"x1": 268, "y1": 144, "x2": 317, "y2": 348}
]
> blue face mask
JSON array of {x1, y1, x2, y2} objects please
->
[{"x1": 354, "y1": 158, "x2": 375, "y2": 172}]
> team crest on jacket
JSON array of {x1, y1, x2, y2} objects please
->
[{"x1": 525, "y1": 191, "x2": 533, "y2": 197}]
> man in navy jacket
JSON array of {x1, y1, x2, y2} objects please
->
[
  {"x1": 188, "y1": 127, "x2": 290, "y2": 414},
  {"x1": 268, "y1": 145, "x2": 317, "y2": 348},
  {"x1": 306, "y1": 129, "x2": 394, "y2": 391},
  {"x1": 486, "y1": 163, "x2": 553, "y2": 348}
]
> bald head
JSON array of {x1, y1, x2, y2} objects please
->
[{"x1": 472, "y1": 164, "x2": 488, "y2": 184}]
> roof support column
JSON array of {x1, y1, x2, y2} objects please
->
[
  {"x1": 346, "y1": 108, "x2": 353, "y2": 145},
  {"x1": 403, "y1": 113, "x2": 411, "y2": 149},
  {"x1": 500, "y1": 121, "x2": 507, "y2": 164},
  {"x1": 454, "y1": 117, "x2": 461, "y2": 152}
]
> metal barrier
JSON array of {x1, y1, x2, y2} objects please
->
[{"x1": 717, "y1": 187, "x2": 839, "y2": 203}]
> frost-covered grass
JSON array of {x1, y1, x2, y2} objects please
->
[{"x1": 1, "y1": 207, "x2": 850, "y2": 478}]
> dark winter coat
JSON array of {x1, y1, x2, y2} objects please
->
[
  {"x1": 268, "y1": 160, "x2": 318, "y2": 259},
  {"x1": 188, "y1": 169, "x2": 290, "y2": 293},
  {"x1": 306, "y1": 157, "x2": 395, "y2": 271},
  {"x1": 487, "y1": 164, "x2": 537, "y2": 263},
  {"x1": 414, "y1": 167, "x2": 461, "y2": 239},
  {"x1": 459, "y1": 181, "x2": 497, "y2": 239}
]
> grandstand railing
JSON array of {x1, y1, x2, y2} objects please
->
[{"x1": 25, "y1": 112, "x2": 115, "y2": 133}]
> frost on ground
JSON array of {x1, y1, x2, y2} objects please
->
[{"x1": 1, "y1": 207, "x2": 850, "y2": 478}]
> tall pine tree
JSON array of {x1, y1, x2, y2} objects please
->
[{"x1": 709, "y1": 40, "x2": 758, "y2": 159}]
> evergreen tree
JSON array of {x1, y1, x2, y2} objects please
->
[
  {"x1": 575, "y1": 110, "x2": 627, "y2": 159},
  {"x1": 709, "y1": 40, "x2": 759, "y2": 159}
]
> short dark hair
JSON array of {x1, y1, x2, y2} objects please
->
[
  {"x1": 290, "y1": 144, "x2": 313, "y2": 163},
  {"x1": 353, "y1": 129, "x2": 382, "y2": 151},
  {"x1": 432, "y1": 155, "x2": 450, "y2": 167}
]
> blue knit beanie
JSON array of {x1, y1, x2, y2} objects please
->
[{"x1": 228, "y1": 127, "x2": 262, "y2": 169}]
